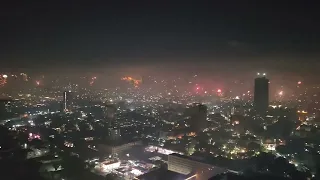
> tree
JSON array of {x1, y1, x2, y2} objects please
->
[
  {"x1": 267, "y1": 117, "x2": 295, "y2": 139},
  {"x1": 250, "y1": 153, "x2": 310, "y2": 180},
  {"x1": 247, "y1": 142, "x2": 262, "y2": 152},
  {"x1": 105, "y1": 173, "x2": 121, "y2": 180},
  {"x1": 61, "y1": 155, "x2": 85, "y2": 179},
  {"x1": 186, "y1": 141, "x2": 196, "y2": 155},
  {"x1": 85, "y1": 161, "x2": 96, "y2": 170},
  {"x1": 52, "y1": 162, "x2": 60, "y2": 171},
  {"x1": 312, "y1": 154, "x2": 320, "y2": 180},
  {"x1": 0, "y1": 126, "x2": 44, "y2": 180},
  {"x1": 252, "y1": 152, "x2": 276, "y2": 171},
  {"x1": 269, "y1": 157, "x2": 296, "y2": 176}
]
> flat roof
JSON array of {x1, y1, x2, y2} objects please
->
[
  {"x1": 98, "y1": 139, "x2": 141, "y2": 146},
  {"x1": 169, "y1": 153, "x2": 208, "y2": 164},
  {"x1": 208, "y1": 172, "x2": 292, "y2": 180},
  {"x1": 136, "y1": 168, "x2": 193, "y2": 180},
  {"x1": 169, "y1": 153, "x2": 233, "y2": 173},
  {"x1": 102, "y1": 160, "x2": 119, "y2": 165}
]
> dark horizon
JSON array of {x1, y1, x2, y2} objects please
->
[{"x1": 1, "y1": 1, "x2": 319, "y2": 74}]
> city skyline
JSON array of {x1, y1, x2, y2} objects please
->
[{"x1": 0, "y1": 2, "x2": 320, "y2": 180}]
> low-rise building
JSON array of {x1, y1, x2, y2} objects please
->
[
  {"x1": 98, "y1": 140, "x2": 142, "y2": 155},
  {"x1": 168, "y1": 153, "x2": 227, "y2": 179}
]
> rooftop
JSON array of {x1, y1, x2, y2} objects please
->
[
  {"x1": 170, "y1": 153, "x2": 208, "y2": 164},
  {"x1": 97, "y1": 138, "x2": 141, "y2": 146},
  {"x1": 169, "y1": 153, "x2": 235, "y2": 173},
  {"x1": 135, "y1": 168, "x2": 193, "y2": 180}
]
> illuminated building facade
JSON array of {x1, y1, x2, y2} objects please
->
[
  {"x1": 297, "y1": 110, "x2": 308, "y2": 121},
  {"x1": 62, "y1": 91, "x2": 72, "y2": 112},
  {"x1": 99, "y1": 160, "x2": 121, "y2": 172},
  {"x1": 254, "y1": 73, "x2": 269, "y2": 115},
  {"x1": 168, "y1": 154, "x2": 227, "y2": 179}
]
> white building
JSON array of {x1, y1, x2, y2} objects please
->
[
  {"x1": 98, "y1": 140, "x2": 142, "y2": 155},
  {"x1": 168, "y1": 153, "x2": 227, "y2": 179}
]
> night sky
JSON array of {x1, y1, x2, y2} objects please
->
[{"x1": 1, "y1": 1, "x2": 319, "y2": 76}]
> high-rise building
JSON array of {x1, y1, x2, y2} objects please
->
[
  {"x1": 185, "y1": 103, "x2": 207, "y2": 132},
  {"x1": 254, "y1": 73, "x2": 269, "y2": 115},
  {"x1": 104, "y1": 104, "x2": 117, "y2": 124},
  {"x1": 0, "y1": 98, "x2": 12, "y2": 120},
  {"x1": 108, "y1": 128, "x2": 121, "y2": 141},
  {"x1": 62, "y1": 91, "x2": 72, "y2": 112},
  {"x1": 231, "y1": 103, "x2": 244, "y2": 116}
]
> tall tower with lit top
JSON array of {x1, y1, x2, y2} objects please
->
[{"x1": 254, "y1": 73, "x2": 269, "y2": 115}]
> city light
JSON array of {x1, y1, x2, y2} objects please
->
[
  {"x1": 257, "y1": 72, "x2": 266, "y2": 76},
  {"x1": 0, "y1": 4, "x2": 316, "y2": 180},
  {"x1": 89, "y1": 76, "x2": 97, "y2": 86},
  {"x1": 279, "y1": 91, "x2": 283, "y2": 96},
  {"x1": 20, "y1": 73, "x2": 28, "y2": 81}
]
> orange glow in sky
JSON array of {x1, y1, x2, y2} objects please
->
[
  {"x1": 121, "y1": 76, "x2": 142, "y2": 87},
  {"x1": 0, "y1": 75, "x2": 7, "y2": 87}
]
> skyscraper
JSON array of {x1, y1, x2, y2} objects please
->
[
  {"x1": 254, "y1": 73, "x2": 269, "y2": 115},
  {"x1": 62, "y1": 91, "x2": 72, "y2": 112}
]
